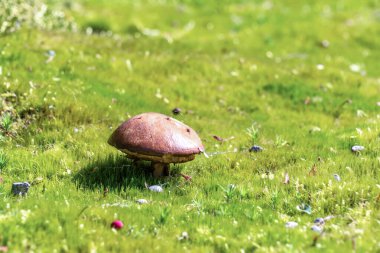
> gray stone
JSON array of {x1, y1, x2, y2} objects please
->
[
  {"x1": 148, "y1": 185, "x2": 163, "y2": 193},
  {"x1": 351, "y1": 145, "x2": 364, "y2": 152},
  {"x1": 333, "y1": 174, "x2": 341, "y2": 182},
  {"x1": 314, "y1": 218, "x2": 325, "y2": 225},
  {"x1": 12, "y1": 182, "x2": 30, "y2": 196},
  {"x1": 311, "y1": 225, "x2": 323, "y2": 233},
  {"x1": 285, "y1": 221, "x2": 298, "y2": 228}
]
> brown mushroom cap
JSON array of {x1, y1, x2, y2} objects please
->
[{"x1": 108, "y1": 112, "x2": 204, "y2": 163}]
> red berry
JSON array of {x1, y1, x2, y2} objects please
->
[{"x1": 111, "y1": 220, "x2": 123, "y2": 230}]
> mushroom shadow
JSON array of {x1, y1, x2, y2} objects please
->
[{"x1": 73, "y1": 154, "x2": 166, "y2": 192}]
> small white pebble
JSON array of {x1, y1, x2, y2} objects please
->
[
  {"x1": 311, "y1": 225, "x2": 323, "y2": 233},
  {"x1": 309, "y1": 126, "x2": 321, "y2": 133},
  {"x1": 180, "y1": 231, "x2": 189, "y2": 239},
  {"x1": 351, "y1": 145, "x2": 365, "y2": 152},
  {"x1": 333, "y1": 174, "x2": 341, "y2": 182},
  {"x1": 149, "y1": 185, "x2": 163, "y2": 193},
  {"x1": 285, "y1": 221, "x2": 298, "y2": 228},
  {"x1": 136, "y1": 199, "x2": 148, "y2": 204}
]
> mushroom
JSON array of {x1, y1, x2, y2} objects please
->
[{"x1": 108, "y1": 112, "x2": 204, "y2": 177}]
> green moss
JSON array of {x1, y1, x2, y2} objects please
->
[{"x1": 0, "y1": 0, "x2": 379, "y2": 252}]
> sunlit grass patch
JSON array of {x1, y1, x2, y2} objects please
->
[{"x1": 0, "y1": 0, "x2": 379, "y2": 252}]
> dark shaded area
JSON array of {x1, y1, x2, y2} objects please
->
[
  {"x1": 262, "y1": 82, "x2": 318, "y2": 105},
  {"x1": 124, "y1": 24, "x2": 141, "y2": 36},
  {"x1": 83, "y1": 20, "x2": 111, "y2": 33},
  {"x1": 74, "y1": 154, "x2": 160, "y2": 192}
]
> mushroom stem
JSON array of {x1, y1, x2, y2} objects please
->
[{"x1": 152, "y1": 162, "x2": 169, "y2": 178}]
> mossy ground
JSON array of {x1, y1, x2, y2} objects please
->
[{"x1": 0, "y1": 0, "x2": 379, "y2": 252}]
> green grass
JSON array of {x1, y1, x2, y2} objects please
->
[{"x1": 1, "y1": 0, "x2": 380, "y2": 252}]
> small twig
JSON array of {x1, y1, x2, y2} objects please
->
[
  {"x1": 180, "y1": 173, "x2": 192, "y2": 181},
  {"x1": 212, "y1": 135, "x2": 235, "y2": 143},
  {"x1": 309, "y1": 164, "x2": 317, "y2": 176},
  {"x1": 103, "y1": 187, "x2": 109, "y2": 197}
]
